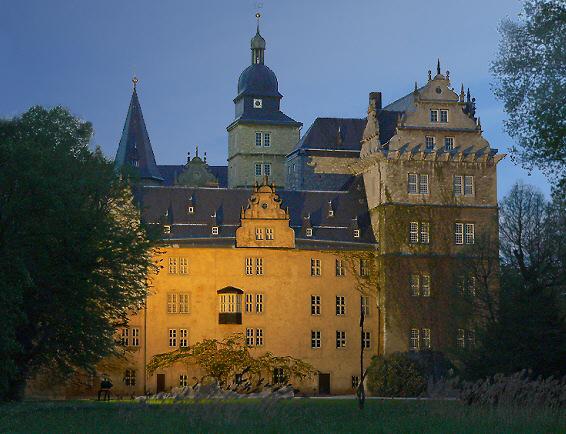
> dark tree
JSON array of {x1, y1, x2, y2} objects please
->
[
  {"x1": 492, "y1": 0, "x2": 566, "y2": 178},
  {"x1": 0, "y1": 106, "x2": 157, "y2": 400}
]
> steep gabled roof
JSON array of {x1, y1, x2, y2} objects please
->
[{"x1": 114, "y1": 88, "x2": 163, "y2": 183}]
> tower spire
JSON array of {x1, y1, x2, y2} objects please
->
[
  {"x1": 436, "y1": 58, "x2": 441, "y2": 75},
  {"x1": 251, "y1": 12, "x2": 266, "y2": 65}
]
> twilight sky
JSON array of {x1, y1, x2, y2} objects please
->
[{"x1": 1, "y1": 0, "x2": 550, "y2": 198}]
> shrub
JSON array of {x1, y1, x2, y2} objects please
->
[{"x1": 367, "y1": 352, "x2": 427, "y2": 397}]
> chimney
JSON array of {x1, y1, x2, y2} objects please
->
[{"x1": 369, "y1": 92, "x2": 382, "y2": 112}]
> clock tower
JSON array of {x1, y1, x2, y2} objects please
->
[{"x1": 227, "y1": 15, "x2": 302, "y2": 188}]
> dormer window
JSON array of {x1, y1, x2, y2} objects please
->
[
  {"x1": 353, "y1": 229, "x2": 360, "y2": 238},
  {"x1": 253, "y1": 98, "x2": 263, "y2": 109},
  {"x1": 187, "y1": 206, "x2": 194, "y2": 214},
  {"x1": 306, "y1": 228, "x2": 313, "y2": 237},
  {"x1": 328, "y1": 210, "x2": 334, "y2": 217},
  {"x1": 163, "y1": 225, "x2": 171, "y2": 234},
  {"x1": 211, "y1": 226, "x2": 219, "y2": 235}
]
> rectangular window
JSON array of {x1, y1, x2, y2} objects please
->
[
  {"x1": 305, "y1": 228, "x2": 313, "y2": 237},
  {"x1": 163, "y1": 224, "x2": 171, "y2": 234},
  {"x1": 336, "y1": 330, "x2": 346, "y2": 348},
  {"x1": 464, "y1": 176, "x2": 474, "y2": 196},
  {"x1": 245, "y1": 257, "x2": 254, "y2": 275},
  {"x1": 410, "y1": 274, "x2": 420, "y2": 296},
  {"x1": 362, "y1": 331, "x2": 371, "y2": 349},
  {"x1": 454, "y1": 175, "x2": 463, "y2": 196},
  {"x1": 409, "y1": 222, "x2": 419, "y2": 244},
  {"x1": 246, "y1": 328, "x2": 254, "y2": 346},
  {"x1": 457, "y1": 328, "x2": 465, "y2": 349},
  {"x1": 352, "y1": 376, "x2": 360, "y2": 389},
  {"x1": 455, "y1": 223, "x2": 464, "y2": 245},
  {"x1": 419, "y1": 174, "x2": 429, "y2": 195},
  {"x1": 311, "y1": 295, "x2": 321, "y2": 315},
  {"x1": 211, "y1": 226, "x2": 219, "y2": 235},
  {"x1": 353, "y1": 229, "x2": 360, "y2": 238},
  {"x1": 410, "y1": 328, "x2": 420, "y2": 351},
  {"x1": 255, "y1": 227, "x2": 264, "y2": 240},
  {"x1": 245, "y1": 293, "x2": 253, "y2": 313},
  {"x1": 219, "y1": 293, "x2": 241, "y2": 313},
  {"x1": 425, "y1": 136, "x2": 435, "y2": 150},
  {"x1": 440, "y1": 110, "x2": 448, "y2": 123},
  {"x1": 444, "y1": 137, "x2": 454, "y2": 150},
  {"x1": 336, "y1": 296, "x2": 346, "y2": 316},
  {"x1": 263, "y1": 164, "x2": 271, "y2": 177},
  {"x1": 422, "y1": 328, "x2": 431, "y2": 349},
  {"x1": 430, "y1": 110, "x2": 438, "y2": 122},
  {"x1": 131, "y1": 328, "x2": 140, "y2": 346},
  {"x1": 255, "y1": 132, "x2": 262, "y2": 147},
  {"x1": 335, "y1": 259, "x2": 345, "y2": 276},
  {"x1": 408, "y1": 173, "x2": 418, "y2": 194},
  {"x1": 168, "y1": 257, "x2": 178, "y2": 274},
  {"x1": 179, "y1": 257, "x2": 189, "y2": 274},
  {"x1": 169, "y1": 329, "x2": 177, "y2": 347},
  {"x1": 361, "y1": 296, "x2": 370, "y2": 316},
  {"x1": 421, "y1": 274, "x2": 431, "y2": 297},
  {"x1": 263, "y1": 132, "x2": 271, "y2": 147},
  {"x1": 255, "y1": 257, "x2": 264, "y2": 275},
  {"x1": 120, "y1": 328, "x2": 129, "y2": 346},
  {"x1": 420, "y1": 222, "x2": 430, "y2": 244},
  {"x1": 255, "y1": 329, "x2": 264, "y2": 346},
  {"x1": 360, "y1": 259, "x2": 369, "y2": 277},
  {"x1": 167, "y1": 293, "x2": 177, "y2": 314},
  {"x1": 265, "y1": 228, "x2": 274, "y2": 240},
  {"x1": 311, "y1": 330, "x2": 321, "y2": 349},
  {"x1": 465, "y1": 223, "x2": 475, "y2": 245},
  {"x1": 255, "y1": 294, "x2": 264, "y2": 313},
  {"x1": 179, "y1": 374, "x2": 188, "y2": 387},
  {"x1": 179, "y1": 329, "x2": 189, "y2": 348},
  {"x1": 255, "y1": 163, "x2": 262, "y2": 176},
  {"x1": 273, "y1": 367, "x2": 286, "y2": 384},
  {"x1": 124, "y1": 369, "x2": 136, "y2": 386},
  {"x1": 179, "y1": 293, "x2": 190, "y2": 313},
  {"x1": 311, "y1": 258, "x2": 321, "y2": 276}
]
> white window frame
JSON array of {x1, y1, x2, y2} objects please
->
[
  {"x1": 410, "y1": 328, "x2": 420, "y2": 351},
  {"x1": 245, "y1": 293, "x2": 253, "y2": 313},
  {"x1": 168, "y1": 257, "x2": 178, "y2": 274},
  {"x1": 305, "y1": 228, "x2": 313, "y2": 237},
  {"x1": 179, "y1": 328, "x2": 189, "y2": 348},
  {"x1": 255, "y1": 163, "x2": 262, "y2": 176},
  {"x1": 169, "y1": 329, "x2": 177, "y2": 347},
  {"x1": 246, "y1": 328, "x2": 254, "y2": 346},
  {"x1": 311, "y1": 330, "x2": 321, "y2": 349},
  {"x1": 167, "y1": 293, "x2": 177, "y2": 314},
  {"x1": 311, "y1": 295, "x2": 321, "y2": 315},
  {"x1": 311, "y1": 258, "x2": 321, "y2": 276},
  {"x1": 422, "y1": 328, "x2": 431, "y2": 349},
  {"x1": 336, "y1": 296, "x2": 346, "y2": 316},
  {"x1": 353, "y1": 229, "x2": 360, "y2": 238},
  {"x1": 361, "y1": 296, "x2": 370, "y2": 316},
  {"x1": 425, "y1": 136, "x2": 435, "y2": 150},
  {"x1": 263, "y1": 132, "x2": 271, "y2": 147},
  {"x1": 245, "y1": 257, "x2": 254, "y2": 275},
  {"x1": 453, "y1": 175, "x2": 463, "y2": 196},
  {"x1": 211, "y1": 226, "x2": 219, "y2": 235},
  {"x1": 179, "y1": 257, "x2": 189, "y2": 274},
  {"x1": 408, "y1": 173, "x2": 418, "y2": 194},
  {"x1": 179, "y1": 293, "x2": 190, "y2": 314},
  {"x1": 418, "y1": 174, "x2": 429, "y2": 195},
  {"x1": 263, "y1": 163, "x2": 271, "y2": 177},
  {"x1": 255, "y1": 257, "x2": 263, "y2": 275},
  {"x1": 255, "y1": 132, "x2": 262, "y2": 147},
  {"x1": 336, "y1": 330, "x2": 346, "y2": 348},
  {"x1": 440, "y1": 109, "x2": 448, "y2": 123},
  {"x1": 464, "y1": 176, "x2": 474, "y2": 196},
  {"x1": 131, "y1": 328, "x2": 140, "y2": 347},
  {"x1": 455, "y1": 223, "x2": 464, "y2": 245},
  {"x1": 255, "y1": 328, "x2": 264, "y2": 346},
  {"x1": 179, "y1": 374, "x2": 188, "y2": 387},
  {"x1": 421, "y1": 274, "x2": 431, "y2": 297},
  {"x1": 410, "y1": 274, "x2": 420, "y2": 297},
  {"x1": 465, "y1": 223, "x2": 475, "y2": 245},
  {"x1": 124, "y1": 369, "x2": 136, "y2": 386},
  {"x1": 362, "y1": 331, "x2": 371, "y2": 349},
  {"x1": 120, "y1": 328, "x2": 129, "y2": 346},
  {"x1": 255, "y1": 293, "x2": 264, "y2": 313},
  {"x1": 335, "y1": 259, "x2": 345, "y2": 276},
  {"x1": 360, "y1": 258, "x2": 369, "y2": 277},
  {"x1": 430, "y1": 109, "x2": 438, "y2": 123},
  {"x1": 444, "y1": 136, "x2": 454, "y2": 151},
  {"x1": 409, "y1": 222, "x2": 419, "y2": 244},
  {"x1": 420, "y1": 222, "x2": 430, "y2": 244}
]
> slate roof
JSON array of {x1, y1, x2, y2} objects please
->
[
  {"x1": 156, "y1": 165, "x2": 228, "y2": 187},
  {"x1": 292, "y1": 111, "x2": 401, "y2": 154},
  {"x1": 138, "y1": 178, "x2": 376, "y2": 249},
  {"x1": 237, "y1": 64, "x2": 282, "y2": 99},
  {"x1": 233, "y1": 108, "x2": 302, "y2": 127}
]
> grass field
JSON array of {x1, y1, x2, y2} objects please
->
[{"x1": 0, "y1": 399, "x2": 564, "y2": 433}]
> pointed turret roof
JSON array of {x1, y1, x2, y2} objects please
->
[{"x1": 114, "y1": 80, "x2": 163, "y2": 183}]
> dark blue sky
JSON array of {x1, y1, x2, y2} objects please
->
[{"x1": 1, "y1": 0, "x2": 550, "y2": 198}]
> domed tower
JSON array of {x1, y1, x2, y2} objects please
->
[{"x1": 227, "y1": 15, "x2": 302, "y2": 188}]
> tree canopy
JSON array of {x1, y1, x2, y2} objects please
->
[{"x1": 0, "y1": 106, "x2": 157, "y2": 400}]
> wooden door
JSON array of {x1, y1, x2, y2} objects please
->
[
  {"x1": 156, "y1": 374, "x2": 166, "y2": 393},
  {"x1": 318, "y1": 373, "x2": 330, "y2": 395}
]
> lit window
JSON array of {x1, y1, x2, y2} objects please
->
[
  {"x1": 187, "y1": 206, "x2": 194, "y2": 214},
  {"x1": 440, "y1": 110, "x2": 448, "y2": 123},
  {"x1": 408, "y1": 173, "x2": 418, "y2": 194},
  {"x1": 422, "y1": 328, "x2": 431, "y2": 349},
  {"x1": 131, "y1": 328, "x2": 140, "y2": 346},
  {"x1": 179, "y1": 329, "x2": 189, "y2": 348},
  {"x1": 425, "y1": 136, "x2": 435, "y2": 150},
  {"x1": 255, "y1": 227, "x2": 264, "y2": 240},
  {"x1": 464, "y1": 176, "x2": 474, "y2": 196},
  {"x1": 311, "y1": 330, "x2": 321, "y2": 349},
  {"x1": 124, "y1": 369, "x2": 136, "y2": 386},
  {"x1": 169, "y1": 329, "x2": 177, "y2": 347},
  {"x1": 444, "y1": 137, "x2": 454, "y2": 151},
  {"x1": 255, "y1": 328, "x2": 264, "y2": 346},
  {"x1": 255, "y1": 163, "x2": 262, "y2": 176},
  {"x1": 419, "y1": 174, "x2": 429, "y2": 195},
  {"x1": 360, "y1": 259, "x2": 369, "y2": 277},
  {"x1": 353, "y1": 229, "x2": 361, "y2": 238},
  {"x1": 336, "y1": 296, "x2": 346, "y2": 316},
  {"x1": 163, "y1": 225, "x2": 171, "y2": 234},
  {"x1": 430, "y1": 110, "x2": 438, "y2": 122},
  {"x1": 168, "y1": 257, "x2": 177, "y2": 274},
  {"x1": 179, "y1": 374, "x2": 188, "y2": 387},
  {"x1": 265, "y1": 228, "x2": 274, "y2": 240},
  {"x1": 311, "y1": 258, "x2": 321, "y2": 276},
  {"x1": 336, "y1": 330, "x2": 346, "y2": 348},
  {"x1": 179, "y1": 257, "x2": 189, "y2": 274},
  {"x1": 245, "y1": 293, "x2": 253, "y2": 312},
  {"x1": 219, "y1": 293, "x2": 242, "y2": 313},
  {"x1": 255, "y1": 132, "x2": 262, "y2": 147},
  {"x1": 246, "y1": 328, "x2": 254, "y2": 346},
  {"x1": 335, "y1": 259, "x2": 345, "y2": 276},
  {"x1": 361, "y1": 296, "x2": 370, "y2": 316},
  {"x1": 410, "y1": 328, "x2": 420, "y2": 351},
  {"x1": 305, "y1": 228, "x2": 313, "y2": 237},
  {"x1": 311, "y1": 295, "x2": 321, "y2": 315},
  {"x1": 362, "y1": 331, "x2": 371, "y2": 349},
  {"x1": 245, "y1": 257, "x2": 253, "y2": 275},
  {"x1": 255, "y1": 294, "x2": 264, "y2": 313},
  {"x1": 211, "y1": 226, "x2": 219, "y2": 235},
  {"x1": 255, "y1": 258, "x2": 263, "y2": 275},
  {"x1": 167, "y1": 294, "x2": 177, "y2": 314},
  {"x1": 263, "y1": 132, "x2": 271, "y2": 147},
  {"x1": 120, "y1": 328, "x2": 129, "y2": 346},
  {"x1": 263, "y1": 164, "x2": 271, "y2": 176}
]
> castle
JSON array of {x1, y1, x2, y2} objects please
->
[{"x1": 103, "y1": 18, "x2": 504, "y2": 396}]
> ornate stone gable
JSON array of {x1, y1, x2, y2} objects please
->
[{"x1": 235, "y1": 177, "x2": 295, "y2": 248}]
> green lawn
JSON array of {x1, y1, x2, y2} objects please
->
[{"x1": 0, "y1": 399, "x2": 564, "y2": 433}]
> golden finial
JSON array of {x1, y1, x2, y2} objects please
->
[{"x1": 132, "y1": 76, "x2": 139, "y2": 89}]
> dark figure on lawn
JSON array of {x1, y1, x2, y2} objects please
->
[{"x1": 97, "y1": 376, "x2": 113, "y2": 401}]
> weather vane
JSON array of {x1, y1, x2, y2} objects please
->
[{"x1": 132, "y1": 76, "x2": 139, "y2": 89}]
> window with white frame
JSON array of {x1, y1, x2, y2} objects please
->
[
  {"x1": 263, "y1": 164, "x2": 271, "y2": 177},
  {"x1": 120, "y1": 328, "x2": 129, "y2": 346},
  {"x1": 408, "y1": 173, "x2": 418, "y2": 194},
  {"x1": 305, "y1": 228, "x2": 313, "y2": 237},
  {"x1": 179, "y1": 329, "x2": 189, "y2": 348},
  {"x1": 440, "y1": 109, "x2": 448, "y2": 123},
  {"x1": 430, "y1": 109, "x2": 438, "y2": 122},
  {"x1": 245, "y1": 293, "x2": 253, "y2": 313},
  {"x1": 311, "y1": 295, "x2": 321, "y2": 315},
  {"x1": 167, "y1": 293, "x2": 189, "y2": 314},
  {"x1": 255, "y1": 328, "x2": 264, "y2": 346},
  {"x1": 360, "y1": 259, "x2": 370, "y2": 277},
  {"x1": 336, "y1": 296, "x2": 346, "y2": 316},
  {"x1": 255, "y1": 257, "x2": 263, "y2": 275},
  {"x1": 245, "y1": 257, "x2": 264, "y2": 275},
  {"x1": 246, "y1": 328, "x2": 254, "y2": 346},
  {"x1": 131, "y1": 328, "x2": 140, "y2": 346},
  {"x1": 179, "y1": 257, "x2": 189, "y2": 274},
  {"x1": 336, "y1": 330, "x2": 346, "y2": 348},
  {"x1": 464, "y1": 176, "x2": 474, "y2": 196},
  {"x1": 422, "y1": 328, "x2": 431, "y2": 349},
  {"x1": 187, "y1": 206, "x2": 194, "y2": 214},
  {"x1": 425, "y1": 136, "x2": 435, "y2": 150},
  {"x1": 263, "y1": 132, "x2": 271, "y2": 147},
  {"x1": 362, "y1": 331, "x2": 371, "y2": 349},
  {"x1": 420, "y1": 222, "x2": 430, "y2": 244},
  {"x1": 409, "y1": 222, "x2": 419, "y2": 244},
  {"x1": 454, "y1": 175, "x2": 475, "y2": 197},
  {"x1": 255, "y1": 163, "x2": 262, "y2": 176},
  {"x1": 444, "y1": 137, "x2": 454, "y2": 151},
  {"x1": 311, "y1": 330, "x2": 321, "y2": 349},
  {"x1": 361, "y1": 296, "x2": 370, "y2": 316},
  {"x1": 169, "y1": 329, "x2": 177, "y2": 347},
  {"x1": 179, "y1": 374, "x2": 188, "y2": 387},
  {"x1": 168, "y1": 257, "x2": 178, "y2": 274},
  {"x1": 255, "y1": 227, "x2": 264, "y2": 240},
  {"x1": 255, "y1": 294, "x2": 264, "y2": 313},
  {"x1": 219, "y1": 293, "x2": 242, "y2": 313},
  {"x1": 255, "y1": 132, "x2": 262, "y2": 147},
  {"x1": 265, "y1": 228, "x2": 274, "y2": 240},
  {"x1": 455, "y1": 223, "x2": 475, "y2": 245},
  {"x1": 179, "y1": 293, "x2": 190, "y2": 313},
  {"x1": 419, "y1": 174, "x2": 429, "y2": 194},
  {"x1": 124, "y1": 369, "x2": 136, "y2": 386},
  {"x1": 353, "y1": 229, "x2": 360, "y2": 238},
  {"x1": 410, "y1": 328, "x2": 420, "y2": 350},
  {"x1": 167, "y1": 293, "x2": 177, "y2": 314},
  {"x1": 335, "y1": 259, "x2": 345, "y2": 276},
  {"x1": 311, "y1": 258, "x2": 321, "y2": 276},
  {"x1": 211, "y1": 226, "x2": 219, "y2": 235},
  {"x1": 245, "y1": 257, "x2": 254, "y2": 275},
  {"x1": 409, "y1": 222, "x2": 430, "y2": 244}
]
